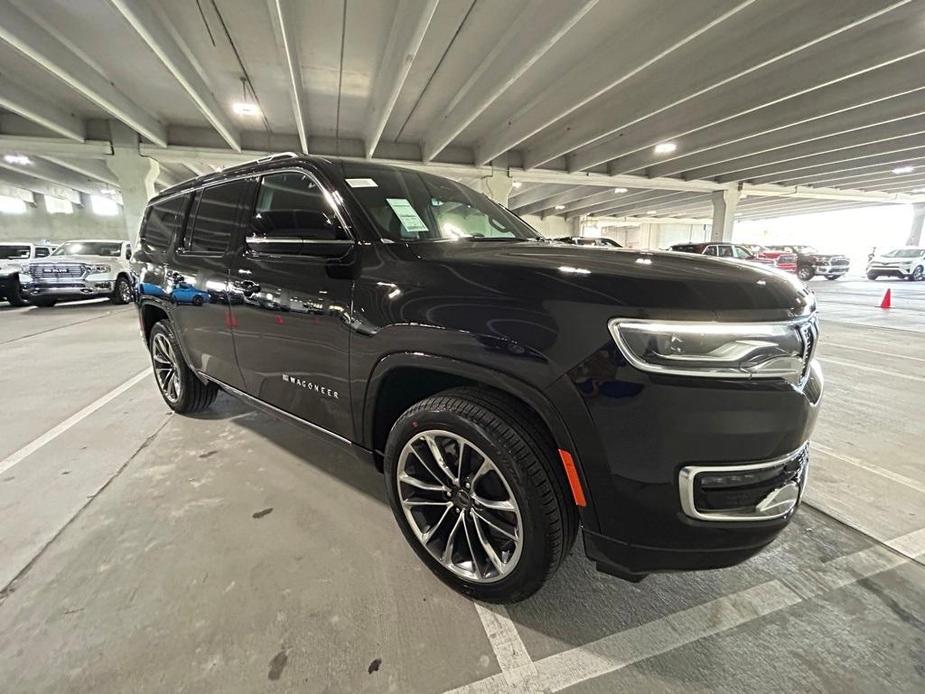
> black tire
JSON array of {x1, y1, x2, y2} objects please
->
[
  {"x1": 5, "y1": 277, "x2": 28, "y2": 306},
  {"x1": 797, "y1": 265, "x2": 815, "y2": 281},
  {"x1": 30, "y1": 296, "x2": 57, "y2": 307},
  {"x1": 148, "y1": 320, "x2": 218, "y2": 414},
  {"x1": 825, "y1": 275, "x2": 840, "y2": 280},
  {"x1": 910, "y1": 265, "x2": 924, "y2": 281},
  {"x1": 383, "y1": 386, "x2": 578, "y2": 603},
  {"x1": 111, "y1": 275, "x2": 133, "y2": 304},
  {"x1": 867, "y1": 272, "x2": 879, "y2": 280}
]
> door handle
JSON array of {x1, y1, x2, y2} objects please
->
[{"x1": 234, "y1": 279, "x2": 261, "y2": 295}]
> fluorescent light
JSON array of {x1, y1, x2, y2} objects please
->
[
  {"x1": 99, "y1": 187, "x2": 119, "y2": 197},
  {"x1": 90, "y1": 194, "x2": 119, "y2": 216},
  {"x1": 892, "y1": 166, "x2": 914, "y2": 174},
  {"x1": 3, "y1": 154, "x2": 30, "y2": 165},
  {"x1": 653, "y1": 142, "x2": 677, "y2": 155},
  {"x1": 0, "y1": 195, "x2": 27, "y2": 214},
  {"x1": 511, "y1": 181, "x2": 523, "y2": 189},
  {"x1": 232, "y1": 102, "x2": 260, "y2": 116},
  {"x1": 44, "y1": 196, "x2": 73, "y2": 214},
  {"x1": 555, "y1": 204, "x2": 566, "y2": 210},
  {"x1": 613, "y1": 187, "x2": 628, "y2": 194},
  {"x1": 911, "y1": 187, "x2": 925, "y2": 193},
  {"x1": 647, "y1": 210, "x2": 657, "y2": 215}
]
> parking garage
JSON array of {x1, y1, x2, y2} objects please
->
[{"x1": 1, "y1": 1, "x2": 924, "y2": 692}]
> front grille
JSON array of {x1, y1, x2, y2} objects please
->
[
  {"x1": 36, "y1": 264, "x2": 86, "y2": 279},
  {"x1": 33, "y1": 282, "x2": 85, "y2": 289}
]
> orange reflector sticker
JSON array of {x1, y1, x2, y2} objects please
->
[{"x1": 558, "y1": 449, "x2": 586, "y2": 507}]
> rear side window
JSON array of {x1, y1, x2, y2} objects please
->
[
  {"x1": 141, "y1": 194, "x2": 188, "y2": 252},
  {"x1": 186, "y1": 180, "x2": 249, "y2": 254},
  {"x1": 34, "y1": 247, "x2": 51, "y2": 258}
]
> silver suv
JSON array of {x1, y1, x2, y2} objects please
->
[
  {"x1": 867, "y1": 247, "x2": 925, "y2": 281},
  {"x1": 0, "y1": 242, "x2": 56, "y2": 306}
]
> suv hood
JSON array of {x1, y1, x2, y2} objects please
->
[
  {"x1": 29, "y1": 255, "x2": 119, "y2": 265},
  {"x1": 409, "y1": 241, "x2": 813, "y2": 320}
]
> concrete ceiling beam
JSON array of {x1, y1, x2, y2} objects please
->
[
  {"x1": 0, "y1": 75, "x2": 85, "y2": 141},
  {"x1": 266, "y1": 0, "x2": 309, "y2": 154}
]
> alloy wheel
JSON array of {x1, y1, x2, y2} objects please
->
[
  {"x1": 151, "y1": 332, "x2": 181, "y2": 403},
  {"x1": 118, "y1": 279, "x2": 133, "y2": 303},
  {"x1": 396, "y1": 430, "x2": 523, "y2": 583}
]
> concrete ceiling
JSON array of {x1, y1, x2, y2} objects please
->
[{"x1": 0, "y1": 0, "x2": 923, "y2": 222}]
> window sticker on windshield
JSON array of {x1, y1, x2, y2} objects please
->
[
  {"x1": 346, "y1": 178, "x2": 378, "y2": 188},
  {"x1": 386, "y1": 198, "x2": 429, "y2": 234}
]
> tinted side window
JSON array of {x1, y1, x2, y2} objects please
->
[
  {"x1": 34, "y1": 247, "x2": 50, "y2": 258},
  {"x1": 703, "y1": 245, "x2": 718, "y2": 256},
  {"x1": 141, "y1": 195, "x2": 187, "y2": 252},
  {"x1": 187, "y1": 180, "x2": 249, "y2": 254},
  {"x1": 247, "y1": 172, "x2": 348, "y2": 254},
  {"x1": 733, "y1": 245, "x2": 752, "y2": 258},
  {"x1": 715, "y1": 245, "x2": 733, "y2": 257}
]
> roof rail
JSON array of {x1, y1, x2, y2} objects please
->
[{"x1": 254, "y1": 152, "x2": 300, "y2": 164}]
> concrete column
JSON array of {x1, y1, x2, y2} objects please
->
[
  {"x1": 710, "y1": 188, "x2": 741, "y2": 242},
  {"x1": 908, "y1": 203, "x2": 925, "y2": 246},
  {"x1": 105, "y1": 120, "x2": 160, "y2": 241},
  {"x1": 477, "y1": 170, "x2": 514, "y2": 206},
  {"x1": 569, "y1": 217, "x2": 582, "y2": 236}
]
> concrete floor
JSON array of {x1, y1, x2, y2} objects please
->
[{"x1": 0, "y1": 278, "x2": 923, "y2": 693}]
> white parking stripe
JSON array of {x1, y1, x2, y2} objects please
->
[
  {"x1": 0, "y1": 369, "x2": 150, "y2": 476},
  {"x1": 447, "y1": 527, "x2": 923, "y2": 694},
  {"x1": 824, "y1": 342, "x2": 925, "y2": 364},
  {"x1": 472, "y1": 602, "x2": 537, "y2": 690},
  {"x1": 812, "y1": 442, "x2": 925, "y2": 495},
  {"x1": 818, "y1": 357, "x2": 925, "y2": 383}
]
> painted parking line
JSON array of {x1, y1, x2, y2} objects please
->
[
  {"x1": 447, "y1": 527, "x2": 924, "y2": 694},
  {"x1": 822, "y1": 342, "x2": 925, "y2": 364},
  {"x1": 811, "y1": 442, "x2": 925, "y2": 496},
  {"x1": 472, "y1": 602, "x2": 537, "y2": 690},
  {"x1": 0, "y1": 369, "x2": 150, "y2": 476},
  {"x1": 818, "y1": 357, "x2": 925, "y2": 383}
]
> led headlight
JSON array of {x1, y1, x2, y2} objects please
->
[
  {"x1": 91, "y1": 264, "x2": 111, "y2": 273},
  {"x1": 609, "y1": 319, "x2": 814, "y2": 382}
]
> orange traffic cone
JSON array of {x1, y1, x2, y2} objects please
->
[{"x1": 879, "y1": 288, "x2": 891, "y2": 309}]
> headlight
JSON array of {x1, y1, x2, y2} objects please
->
[
  {"x1": 91, "y1": 264, "x2": 111, "y2": 273},
  {"x1": 609, "y1": 319, "x2": 814, "y2": 382}
]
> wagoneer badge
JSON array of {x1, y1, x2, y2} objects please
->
[{"x1": 282, "y1": 374, "x2": 339, "y2": 399}]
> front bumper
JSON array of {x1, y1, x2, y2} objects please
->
[
  {"x1": 22, "y1": 273, "x2": 114, "y2": 298},
  {"x1": 868, "y1": 264, "x2": 913, "y2": 277},
  {"x1": 813, "y1": 263, "x2": 849, "y2": 275},
  {"x1": 558, "y1": 343, "x2": 823, "y2": 579}
]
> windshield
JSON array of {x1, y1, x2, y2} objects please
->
[
  {"x1": 338, "y1": 162, "x2": 541, "y2": 243},
  {"x1": 0, "y1": 245, "x2": 30, "y2": 260},
  {"x1": 884, "y1": 248, "x2": 925, "y2": 257},
  {"x1": 53, "y1": 241, "x2": 122, "y2": 257}
]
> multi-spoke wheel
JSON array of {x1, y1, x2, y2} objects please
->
[
  {"x1": 384, "y1": 387, "x2": 578, "y2": 603},
  {"x1": 111, "y1": 276, "x2": 133, "y2": 304},
  {"x1": 148, "y1": 319, "x2": 218, "y2": 413},
  {"x1": 397, "y1": 431, "x2": 523, "y2": 583}
]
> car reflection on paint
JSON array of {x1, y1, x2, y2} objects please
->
[{"x1": 137, "y1": 280, "x2": 210, "y2": 306}]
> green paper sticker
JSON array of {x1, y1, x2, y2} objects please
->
[{"x1": 386, "y1": 198, "x2": 429, "y2": 234}]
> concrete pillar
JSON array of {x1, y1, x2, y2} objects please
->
[
  {"x1": 569, "y1": 217, "x2": 582, "y2": 236},
  {"x1": 477, "y1": 170, "x2": 514, "y2": 206},
  {"x1": 710, "y1": 188, "x2": 741, "y2": 242},
  {"x1": 105, "y1": 120, "x2": 160, "y2": 241},
  {"x1": 908, "y1": 203, "x2": 925, "y2": 246}
]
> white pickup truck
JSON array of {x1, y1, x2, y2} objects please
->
[
  {"x1": 0, "y1": 242, "x2": 57, "y2": 306},
  {"x1": 20, "y1": 239, "x2": 134, "y2": 307}
]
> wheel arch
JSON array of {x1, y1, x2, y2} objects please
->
[{"x1": 139, "y1": 298, "x2": 170, "y2": 343}]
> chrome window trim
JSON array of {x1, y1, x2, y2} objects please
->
[
  {"x1": 678, "y1": 442, "x2": 809, "y2": 522},
  {"x1": 608, "y1": 315, "x2": 818, "y2": 381}
]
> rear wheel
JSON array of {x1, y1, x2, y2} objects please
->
[
  {"x1": 30, "y1": 296, "x2": 57, "y2": 307},
  {"x1": 149, "y1": 320, "x2": 218, "y2": 413},
  {"x1": 825, "y1": 275, "x2": 840, "y2": 280},
  {"x1": 5, "y1": 277, "x2": 28, "y2": 306},
  {"x1": 797, "y1": 265, "x2": 815, "y2": 281},
  {"x1": 111, "y1": 275, "x2": 133, "y2": 304},
  {"x1": 383, "y1": 387, "x2": 578, "y2": 603}
]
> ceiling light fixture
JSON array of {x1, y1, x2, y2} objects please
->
[
  {"x1": 892, "y1": 165, "x2": 914, "y2": 174},
  {"x1": 233, "y1": 76, "x2": 260, "y2": 117},
  {"x1": 3, "y1": 154, "x2": 30, "y2": 165},
  {"x1": 613, "y1": 187, "x2": 628, "y2": 194},
  {"x1": 911, "y1": 187, "x2": 925, "y2": 193},
  {"x1": 511, "y1": 181, "x2": 523, "y2": 189},
  {"x1": 653, "y1": 142, "x2": 677, "y2": 155},
  {"x1": 647, "y1": 210, "x2": 658, "y2": 215},
  {"x1": 554, "y1": 204, "x2": 566, "y2": 210}
]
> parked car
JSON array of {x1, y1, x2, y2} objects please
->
[
  {"x1": 742, "y1": 244, "x2": 798, "y2": 273},
  {"x1": 669, "y1": 242, "x2": 775, "y2": 267},
  {"x1": 554, "y1": 236, "x2": 623, "y2": 248},
  {"x1": 134, "y1": 154, "x2": 822, "y2": 602},
  {"x1": 765, "y1": 245, "x2": 850, "y2": 281},
  {"x1": 20, "y1": 239, "x2": 134, "y2": 307},
  {"x1": 0, "y1": 241, "x2": 56, "y2": 306},
  {"x1": 866, "y1": 247, "x2": 925, "y2": 281}
]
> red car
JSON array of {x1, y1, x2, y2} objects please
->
[{"x1": 743, "y1": 245, "x2": 799, "y2": 273}]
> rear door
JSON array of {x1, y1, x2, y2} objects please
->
[
  {"x1": 169, "y1": 178, "x2": 253, "y2": 389},
  {"x1": 228, "y1": 169, "x2": 356, "y2": 439}
]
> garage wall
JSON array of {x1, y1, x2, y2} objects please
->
[
  {"x1": 0, "y1": 195, "x2": 126, "y2": 243},
  {"x1": 522, "y1": 214, "x2": 572, "y2": 238},
  {"x1": 600, "y1": 223, "x2": 709, "y2": 249}
]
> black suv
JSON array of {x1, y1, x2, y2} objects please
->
[{"x1": 133, "y1": 153, "x2": 822, "y2": 602}]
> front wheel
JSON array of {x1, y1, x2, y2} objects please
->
[
  {"x1": 383, "y1": 387, "x2": 578, "y2": 603},
  {"x1": 5, "y1": 277, "x2": 28, "y2": 306},
  {"x1": 825, "y1": 275, "x2": 840, "y2": 280},
  {"x1": 111, "y1": 276, "x2": 133, "y2": 304},
  {"x1": 30, "y1": 296, "x2": 57, "y2": 307},
  {"x1": 867, "y1": 272, "x2": 879, "y2": 280},
  {"x1": 909, "y1": 265, "x2": 924, "y2": 281},
  {"x1": 797, "y1": 265, "x2": 815, "y2": 281},
  {"x1": 149, "y1": 320, "x2": 218, "y2": 413}
]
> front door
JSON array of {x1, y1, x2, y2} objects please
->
[
  {"x1": 229, "y1": 170, "x2": 356, "y2": 439},
  {"x1": 168, "y1": 178, "x2": 252, "y2": 390}
]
